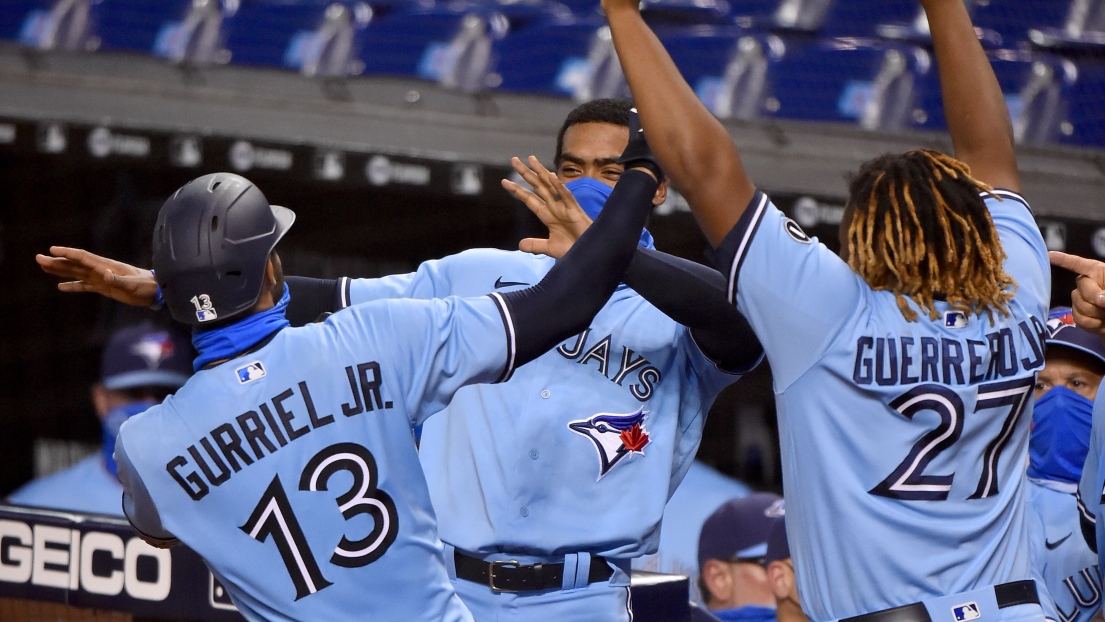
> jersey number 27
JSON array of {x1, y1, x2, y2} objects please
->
[
  {"x1": 869, "y1": 377, "x2": 1035, "y2": 502},
  {"x1": 240, "y1": 443, "x2": 399, "y2": 600}
]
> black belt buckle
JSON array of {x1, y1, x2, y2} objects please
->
[{"x1": 488, "y1": 559, "x2": 522, "y2": 593}]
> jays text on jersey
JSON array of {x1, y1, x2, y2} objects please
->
[
  {"x1": 717, "y1": 189, "x2": 1049, "y2": 621},
  {"x1": 340, "y1": 248, "x2": 742, "y2": 561},
  {"x1": 116, "y1": 296, "x2": 516, "y2": 622}
]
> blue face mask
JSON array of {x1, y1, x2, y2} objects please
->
[
  {"x1": 1028, "y1": 386, "x2": 1093, "y2": 484},
  {"x1": 564, "y1": 177, "x2": 655, "y2": 249},
  {"x1": 102, "y1": 400, "x2": 157, "y2": 479}
]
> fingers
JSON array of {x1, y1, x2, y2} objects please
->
[
  {"x1": 57, "y1": 281, "x2": 98, "y2": 293},
  {"x1": 1075, "y1": 273, "x2": 1105, "y2": 309},
  {"x1": 502, "y1": 179, "x2": 553, "y2": 220},
  {"x1": 518, "y1": 238, "x2": 551, "y2": 256},
  {"x1": 1050, "y1": 251, "x2": 1102, "y2": 276},
  {"x1": 1072, "y1": 290, "x2": 1105, "y2": 334}
]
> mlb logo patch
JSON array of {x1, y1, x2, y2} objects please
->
[
  {"x1": 236, "y1": 361, "x2": 266, "y2": 384},
  {"x1": 952, "y1": 602, "x2": 980, "y2": 622},
  {"x1": 944, "y1": 311, "x2": 968, "y2": 329},
  {"x1": 196, "y1": 309, "x2": 218, "y2": 322}
]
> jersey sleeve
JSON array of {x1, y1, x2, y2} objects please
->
[
  {"x1": 985, "y1": 190, "x2": 1049, "y2": 320},
  {"x1": 345, "y1": 252, "x2": 476, "y2": 308},
  {"x1": 713, "y1": 191, "x2": 863, "y2": 389},
  {"x1": 1079, "y1": 388, "x2": 1105, "y2": 552},
  {"x1": 115, "y1": 420, "x2": 179, "y2": 548},
  {"x1": 350, "y1": 295, "x2": 512, "y2": 428}
]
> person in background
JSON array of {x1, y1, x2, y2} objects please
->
[
  {"x1": 7, "y1": 322, "x2": 191, "y2": 516},
  {"x1": 634, "y1": 460, "x2": 751, "y2": 605},
  {"x1": 763, "y1": 519, "x2": 808, "y2": 622},
  {"x1": 1027, "y1": 307, "x2": 1105, "y2": 622},
  {"x1": 697, "y1": 493, "x2": 785, "y2": 622}
]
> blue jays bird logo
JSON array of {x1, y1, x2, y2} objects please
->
[
  {"x1": 568, "y1": 408, "x2": 651, "y2": 480},
  {"x1": 131, "y1": 332, "x2": 175, "y2": 369}
]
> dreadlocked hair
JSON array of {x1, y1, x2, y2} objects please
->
[{"x1": 845, "y1": 149, "x2": 1015, "y2": 323}]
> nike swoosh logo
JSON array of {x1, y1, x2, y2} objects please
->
[
  {"x1": 1045, "y1": 533, "x2": 1072, "y2": 550},
  {"x1": 494, "y1": 277, "x2": 529, "y2": 288}
]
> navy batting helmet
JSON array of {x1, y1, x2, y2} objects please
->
[{"x1": 152, "y1": 173, "x2": 294, "y2": 327}]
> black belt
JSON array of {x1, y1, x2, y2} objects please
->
[
  {"x1": 842, "y1": 581, "x2": 1039, "y2": 622},
  {"x1": 453, "y1": 550, "x2": 614, "y2": 593}
]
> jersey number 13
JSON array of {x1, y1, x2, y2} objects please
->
[{"x1": 240, "y1": 443, "x2": 399, "y2": 600}]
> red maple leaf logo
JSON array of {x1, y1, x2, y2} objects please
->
[{"x1": 620, "y1": 423, "x2": 650, "y2": 453}]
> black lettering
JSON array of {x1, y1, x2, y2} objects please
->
[
  {"x1": 259, "y1": 403, "x2": 288, "y2": 447},
  {"x1": 941, "y1": 339, "x2": 965, "y2": 385},
  {"x1": 612, "y1": 348, "x2": 649, "y2": 386},
  {"x1": 632, "y1": 367, "x2": 660, "y2": 401},
  {"x1": 900, "y1": 337, "x2": 918, "y2": 384},
  {"x1": 299, "y1": 381, "x2": 334, "y2": 428},
  {"x1": 166, "y1": 455, "x2": 209, "y2": 501},
  {"x1": 341, "y1": 366, "x2": 364, "y2": 416},
  {"x1": 357, "y1": 362, "x2": 385, "y2": 411},
  {"x1": 920, "y1": 337, "x2": 939, "y2": 382},
  {"x1": 236, "y1": 410, "x2": 277, "y2": 460},
  {"x1": 273, "y1": 388, "x2": 309, "y2": 441},
  {"x1": 1018, "y1": 320, "x2": 1045, "y2": 370},
  {"x1": 211, "y1": 423, "x2": 253, "y2": 472},
  {"x1": 853, "y1": 337, "x2": 874, "y2": 385},
  {"x1": 875, "y1": 338, "x2": 898, "y2": 386},
  {"x1": 967, "y1": 340, "x2": 987, "y2": 384},
  {"x1": 189, "y1": 440, "x2": 231, "y2": 487},
  {"x1": 556, "y1": 329, "x2": 590, "y2": 359},
  {"x1": 578, "y1": 335, "x2": 612, "y2": 377}
]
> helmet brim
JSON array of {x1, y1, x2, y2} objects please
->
[{"x1": 271, "y1": 204, "x2": 296, "y2": 246}]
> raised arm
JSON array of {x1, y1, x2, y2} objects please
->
[
  {"x1": 601, "y1": 0, "x2": 755, "y2": 247},
  {"x1": 922, "y1": 0, "x2": 1020, "y2": 191}
]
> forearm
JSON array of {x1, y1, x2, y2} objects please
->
[
  {"x1": 285, "y1": 276, "x2": 343, "y2": 326},
  {"x1": 503, "y1": 169, "x2": 658, "y2": 366},
  {"x1": 624, "y1": 248, "x2": 763, "y2": 372},
  {"x1": 923, "y1": 0, "x2": 1019, "y2": 189},
  {"x1": 604, "y1": 5, "x2": 755, "y2": 245}
]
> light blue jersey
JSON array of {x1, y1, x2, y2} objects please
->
[
  {"x1": 1077, "y1": 384, "x2": 1105, "y2": 610},
  {"x1": 342, "y1": 248, "x2": 743, "y2": 616},
  {"x1": 721, "y1": 189, "x2": 1049, "y2": 621},
  {"x1": 115, "y1": 295, "x2": 517, "y2": 622},
  {"x1": 7, "y1": 455, "x2": 123, "y2": 517},
  {"x1": 632, "y1": 460, "x2": 750, "y2": 605},
  {"x1": 1027, "y1": 479, "x2": 1100, "y2": 622}
]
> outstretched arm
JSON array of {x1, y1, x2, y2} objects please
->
[
  {"x1": 601, "y1": 0, "x2": 755, "y2": 247},
  {"x1": 923, "y1": 0, "x2": 1019, "y2": 191}
]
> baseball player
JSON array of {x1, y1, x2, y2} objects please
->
[
  {"x1": 37, "y1": 102, "x2": 764, "y2": 621},
  {"x1": 602, "y1": 0, "x2": 1050, "y2": 618},
  {"x1": 40, "y1": 149, "x2": 663, "y2": 621},
  {"x1": 1026, "y1": 308, "x2": 1104, "y2": 622},
  {"x1": 7, "y1": 322, "x2": 191, "y2": 516}
]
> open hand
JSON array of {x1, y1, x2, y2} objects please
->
[
  {"x1": 36, "y1": 246, "x2": 160, "y2": 307},
  {"x1": 502, "y1": 156, "x2": 593, "y2": 259},
  {"x1": 1050, "y1": 250, "x2": 1105, "y2": 335}
]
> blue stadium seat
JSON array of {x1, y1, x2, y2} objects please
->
[
  {"x1": 494, "y1": 15, "x2": 605, "y2": 97},
  {"x1": 763, "y1": 37, "x2": 934, "y2": 129},
  {"x1": 658, "y1": 25, "x2": 768, "y2": 118},
  {"x1": 225, "y1": 1, "x2": 373, "y2": 75},
  {"x1": 1054, "y1": 58, "x2": 1105, "y2": 147},
  {"x1": 640, "y1": 0, "x2": 732, "y2": 27},
  {"x1": 971, "y1": 0, "x2": 1072, "y2": 47},
  {"x1": 725, "y1": 0, "x2": 917, "y2": 37},
  {"x1": 93, "y1": 0, "x2": 194, "y2": 55},
  {"x1": 13, "y1": 0, "x2": 100, "y2": 51},
  {"x1": 0, "y1": 0, "x2": 49, "y2": 44}
]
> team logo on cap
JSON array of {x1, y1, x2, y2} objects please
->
[
  {"x1": 952, "y1": 602, "x2": 980, "y2": 622},
  {"x1": 568, "y1": 408, "x2": 651, "y2": 481},
  {"x1": 1046, "y1": 310, "x2": 1076, "y2": 337},
  {"x1": 235, "y1": 361, "x2": 266, "y2": 384},
  {"x1": 131, "y1": 332, "x2": 175, "y2": 369}
]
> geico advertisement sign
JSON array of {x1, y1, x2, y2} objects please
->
[{"x1": 0, "y1": 519, "x2": 171, "y2": 601}]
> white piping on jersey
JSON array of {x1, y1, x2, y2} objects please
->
[
  {"x1": 976, "y1": 383, "x2": 1032, "y2": 497},
  {"x1": 727, "y1": 193, "x2": 770, "y2": 304},
  {"x1": 339, "y1": 277, "x2": 350, "y2": 309},
  {"x1": 986, "y1": 189, "x2": 1031, "y2": 213},
  {"x1": 489, "y1": 292, "x2": 517, "y2": 383},
  {"x1": 1078, "y1": 490, "x2": 1097, "y2": 526},
  {"x1": 248, "y1": 497, "x2": 324, "y2": 594}
]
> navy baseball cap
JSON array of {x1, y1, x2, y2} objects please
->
[
  {"x1": 698, "y1": 493, "x2": 785, "y2": 568},
  {"x1": 100, "y1": 323, "x2": 192, "y2": 390},
  {"x1": 763, "y1": 519, "x2": 791, "y2": 566},
  {"x1": 1046, "y1": 307, "x2": 1105, "y2": 368}
]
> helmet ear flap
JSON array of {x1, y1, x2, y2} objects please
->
[{"x1": 151, "y1": 173, "x2": 295, "y2": 327}]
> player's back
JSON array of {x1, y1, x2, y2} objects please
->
[
  {"x1": 116, "y1": 297, "x2": 513, "y2": 621},
  {"x1": 783, "y1": 288, "x2": 1046, "y2": 619}
]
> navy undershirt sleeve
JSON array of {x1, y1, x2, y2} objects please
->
[
  {"x1": 624, "y1": 248, "x2": 763, "y2": 373},
  {"x1": 501, "y1": 169, "x2": 658, "y2": 368},
  {"x1": 284, "y1": 276, "x2": 341, "y2": 327}
]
